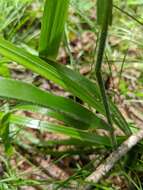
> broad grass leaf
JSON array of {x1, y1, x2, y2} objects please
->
[
  {"x1": 0, "y1": 38, "x2": 131, "y2": 135},
  {"x1": 0, "y1": 77, "x2": 109, "y2": 130}
]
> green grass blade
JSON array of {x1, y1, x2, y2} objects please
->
[
  {"x1": 0, "y1": 38, "x2": 131, "y2": 135},
  {"x1": 13, "y1": 104, "x2": 93, "y2": 130},
  {"x1": 97, "y1": 0, "x2": 113, "y2": 26},
  {"x1": 0, "y1": 77, "x2": 109, "y2": 130},
  {"x1": 0, "y1": 38, "x2": 104, "y2": 114},
  {"x1": 39, "y1": 0, "x2": 69, "y2": 59},
  {"x1": 7, "y1": 114, "x2": 111, "y2": 146}
]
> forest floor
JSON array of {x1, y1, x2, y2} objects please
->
[{"x1": 0, "y1": 0, "x2": 143, "y2": 189}]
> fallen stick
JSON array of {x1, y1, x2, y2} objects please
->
[{"x1": 86, "y1": 129, "x2": 143, "y2": 183}]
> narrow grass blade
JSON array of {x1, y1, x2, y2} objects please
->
[
  {"x1": 0, "y1": 77, "x2": 109, "y2": 130},
  {"x1": 14, "y1": 104, "x2": 94, "y2": 130},
  {"x1": 7, "y1": 114, "x2": 111, "y2": 146},
  {"x1": 39, "y1": 0, "x2": 69, "y2": 59}
]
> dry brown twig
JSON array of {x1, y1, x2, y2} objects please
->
[{"x1": 86, "y1": 129, "x2": 143, "y2": 183}]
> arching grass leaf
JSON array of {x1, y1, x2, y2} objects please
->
[
  {"x1": 0, "y1": 38, "x2": 131, "y2": 135},
  {"x1": 0, "y1": 77, "x2": 109, "y2": 130},
  {"x1": 7, "y1": 113, "x2": 111, "y2": 146}
]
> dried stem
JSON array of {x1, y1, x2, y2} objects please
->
[{"x1": 86, "y1": 130, "x2": 143, "y2": 183}]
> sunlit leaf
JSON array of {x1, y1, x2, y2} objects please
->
[{"x1": 9, "y1": 113, "x2": 111, "y2": 146}]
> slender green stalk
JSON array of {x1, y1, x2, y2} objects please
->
[
  {"x1": 114, "y1": 5, "x2": 143, "y2": 26},
  {"x1": 95, "y1": 0, "x2": 116, "y2": 147}
]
